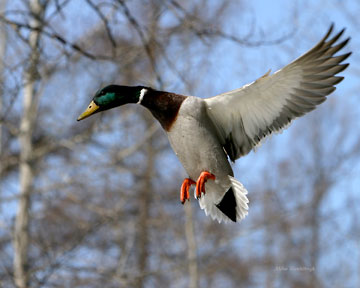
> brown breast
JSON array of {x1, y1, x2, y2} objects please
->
[{"x1": 140, "y1": 90, "x2": 187, "y2": 131}]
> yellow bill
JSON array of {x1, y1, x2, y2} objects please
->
[{"x1": 77, "y1": 101, "x2": 100, "y2": 121}]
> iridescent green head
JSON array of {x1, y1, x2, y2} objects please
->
[{"x1": 77, "y1": 85, "x2": 148, "y2": 121}]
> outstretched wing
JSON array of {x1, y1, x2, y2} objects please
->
[{"x1": 205, "y1": 25, "x2": 351, "y2": 161}]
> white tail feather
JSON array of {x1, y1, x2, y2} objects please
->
[
  {"x1": 198, "y1": 176, "x2": 249, "y2": 223},
  {"x1": 229, "y1": 176, "x2": 249, "y2": 221}
]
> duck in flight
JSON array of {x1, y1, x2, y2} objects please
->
[{"x1": 78, "y1": 25, "x2": 350, "y2": 223}]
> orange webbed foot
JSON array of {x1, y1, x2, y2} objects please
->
[
  {"x1": 180, "y1": 178, "x2": 196, "y2": 204},
  {"x1": 195, "y1": 171, "x2": 216, "y2": 199}
]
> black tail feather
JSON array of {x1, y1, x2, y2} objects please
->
[{"x1": 216, "y1": 187, "x2": 237, "y2": 222}]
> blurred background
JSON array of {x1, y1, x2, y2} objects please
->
[{"x1": 0, "y1": 0, "x2": 359, "y2": 287}]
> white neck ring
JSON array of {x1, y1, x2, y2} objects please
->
[{"x1": 137, "y1": 88, "x2": 147, "y2": 104}]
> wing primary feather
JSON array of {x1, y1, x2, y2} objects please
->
[
  {"x1": 302, "y1": 75, "x2": 344, "y2": 85},
  {"x1": 204, "y1": 25, "x2": 350, "y2": 161}
]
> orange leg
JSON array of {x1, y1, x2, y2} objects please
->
[
  {"x1": 180, "y1": 178, "x2": 196, "y2": 204},
  {"x1": 195, "y1": 171, "x2": 216, "y2": 199}
]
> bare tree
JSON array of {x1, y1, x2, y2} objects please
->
[
  {"x1": 0, "y1": 0, "x2": 7, "y2": 183},
  {"x1": 13, "y1": 1, "x2": 46, "y2": 287},
  {"x1": 184, "y1": 203, "x2": 199, "y2": 288},
  {"x1": 0, "y1": 1, "x2": 358, "y2": 288}
]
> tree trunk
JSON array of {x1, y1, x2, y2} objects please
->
[
  {"x1": 309, "y1": 176, "x2": 327, "y2": 288},
  {"x1": 13, "y1": 1, "x2": 44, "y2": 287},
  {"x1": 184, "y1": 203, "x2": 199, "y2": 288},
  {"x1": 136, "y1": 115, "x2": 154, "y2": 288},
  {"x1": 0, "y1": 0, "x2": 7, "y2": 180}
]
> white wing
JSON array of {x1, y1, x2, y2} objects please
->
[{"x1": 205, "y1": 25, "x2": 351, "y2": 161}]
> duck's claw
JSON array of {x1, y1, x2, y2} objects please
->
[
  {"x1": 180, "y1": 178, "x2": 196, "y2": 204},
  {"x1": 195, "y1": 171, "x2": 216, "y2": 199}
]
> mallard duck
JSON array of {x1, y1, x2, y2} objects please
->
[{"x1": 77, "y1": 25, "x2": 350, "y2": 223}]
